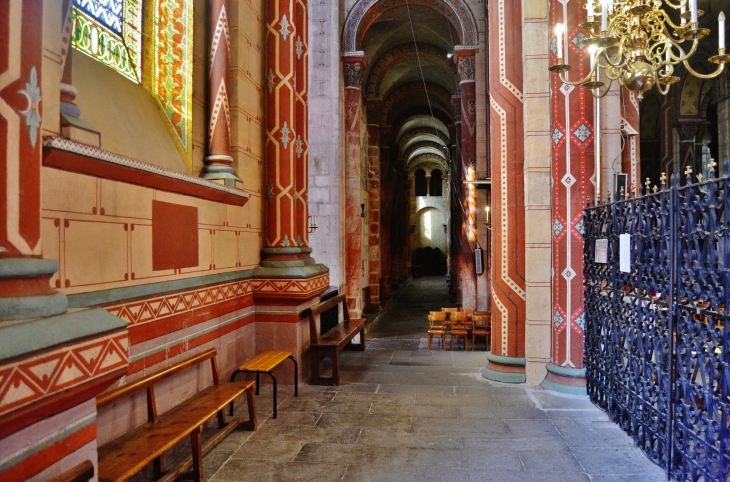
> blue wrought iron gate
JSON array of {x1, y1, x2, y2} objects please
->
[{"x1": 584, "y1": 165, "x2": 730, "y2": 482}]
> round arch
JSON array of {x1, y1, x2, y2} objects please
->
[
  {"x1": 342, "y1": 0, "x2": 478, "y2": 53},
  {"x1": 396, "y1": 115, "x2": 450, "y2": 142}
]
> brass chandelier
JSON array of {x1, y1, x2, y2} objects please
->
[{"x1": 550, "y1": 0, "x2": 729, "y2": 98}]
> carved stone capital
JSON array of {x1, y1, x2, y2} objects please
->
[{"x1": 457, "y1": 56, "x2": 475, "y2": 82}]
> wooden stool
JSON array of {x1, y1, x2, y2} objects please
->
[{"x1": 230, "y1": 351, "x2": 298, "y2": 419}]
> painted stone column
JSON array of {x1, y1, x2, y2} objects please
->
[
  {"x1": 455, "y1": 50, "x2": 478, "y2": 309},
  {"x1": 202, "y1": 0, "x2": 241, "y2": 187},
  {"x1": 484, "y1": 0, "x2": 527, "y2": 383},
  {"x1": 450, "y1": 97, "x2": 463, "y2": 298},
  {"x1": 379, "y1": 125, "x2": 393, "y2": 302},
  {"x1": 366, "y1": 100, "x2": 381, "y2": 309},
  {"x1": 343, "y1": 54, "x2": 366, "y2": 315},
  {"x1": 257, "y1": 0, "x2": 325, "y2": 278},
  {"x1": 543, "y1": 0, "x2": 595, "y2": 392},
  {"x1": 0, "y1": 0, "x2": 67, "y2": 320}
]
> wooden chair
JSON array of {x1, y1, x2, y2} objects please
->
[
  {"x1": 471, "y1": 314, "x2": 491, "y2": 351},
  {"x1": 427, "y1": 311, "x2": 447, "y2": 350},
  {"x1": 441, "y1": 307, "x2": 459, "y2": 331},
  {"x1": 459, "y1": 307, "x2": 476, "y2": 316},
  {"x1": 450, "y1": 312, "x2": 470, "y2": 350}
]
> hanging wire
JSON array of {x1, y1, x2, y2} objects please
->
[{"x1": 404, "y1": 0, "x2": 477, "y2": 252}]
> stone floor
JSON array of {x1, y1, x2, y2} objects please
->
[{"x1": 205, "y1": 277, "x2": 667, "y2": 481}]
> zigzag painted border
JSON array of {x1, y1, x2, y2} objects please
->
[
  {"x1": 106, "y1": 273, "x2": 330, "y2": 326},
  {"x1": 0, "y1": 333, "x2": 128, "y2": 417}
]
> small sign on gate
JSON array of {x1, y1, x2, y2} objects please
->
[
  {"x1": 619, "y1": 233, "x2": 631, "y2": 272},
  {"x1": 595, "y1": 238, "x2": 608, "y2": 263}
]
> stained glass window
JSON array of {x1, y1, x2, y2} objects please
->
[{"x1": 71, "y1": 0, "x2": 142, "y2": 83}]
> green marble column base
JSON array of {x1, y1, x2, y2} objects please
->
[
  {"x1": 0, "y1": 259, "x2": 68, "y2": 321},
  {"x1": 482, "y1": 352, "x2": 526, "y2": 383},
  {"x1": 254, "y1": 247, "x2": 329, "y2": 278},
  {"x1": 540, "y1": 363, "x2": 587, "y2": 395}
]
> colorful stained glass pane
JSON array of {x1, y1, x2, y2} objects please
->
[
  {"x1": 73, "y1": 0, "x2": 123, "y2": 35},
  {"x1": 153, "y1": 0, "x2": 193, "y2": 160},
  {"x1": 71, "y1": 0, "x2": 142, "y2": 83}
]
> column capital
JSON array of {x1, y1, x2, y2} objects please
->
[
  {"x1": 456, "y1": 55, "x2": 476, "y2": 82},
  {"x1": 343, "y1": 52, "x2": 367, "y2": 88}
]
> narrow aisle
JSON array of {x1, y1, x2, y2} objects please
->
[{"x1": 203, "y1": 278, "x2": 667, "y2": 482}]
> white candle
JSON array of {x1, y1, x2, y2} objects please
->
[
  {"x1": 555, "y1": 24, "x2": 564, "y2": 58},
  {"x1": 587, "y1": 0, "x2": 594, "y2": 17},
  {"x1": 665, "y1": 47, "x2": 670, "y2": 63},
  {"x1": 690, "y1": 0, "x2": 697, "y2": 23},
  {"x1": 601, "y1": 0, "x2": 609, "y2": 31},
  {"x1": 720, "y1": 12, "x2": 726, "y2": 49}
]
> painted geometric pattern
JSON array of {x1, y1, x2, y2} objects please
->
[
  {"x1": 574, "y1": 312, "x2": 585, "y2": 330},
  {"x1": 554, "y1": 310, "x2": 565, "y2": 327},
  {"x1": 553, "y1": 218, "x2": 564, "y2": 236},
  {"x1": 571, "y1": 31, "x2": 587, "y2": 49},
  {"x1": 573, "y1": 124, "x2": 591, "y2": 142},
  {"x1": 107, "y1": 273, "x2": 329, "y2": 325},
  {"x1": 153, "y1": 0, "x2": 193, "y2": 155},
  {"x1": 72, "y1": 0, "x2": 142, "y2": 82},
  {"x1": 552, "y1": 127, "x2": 564, "y2": 145},
  {"x1": 0, "y1": 332, "x2": 128, "y2": 417}
]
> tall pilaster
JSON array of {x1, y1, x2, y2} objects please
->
[
  {"x1": 620, "y1": 88, "x2": 640, "y2": 195},
  {"x1": 0, "y1": 0, "x2": 67, "y2": 320},
  {"x1": 544, "y1": 0, "x2": 593, "y2": 392},
  {"x1": 379, "y1": 125, "x2": 393, "y2": 301},
  {"x1": 456, "y1": 49, "x2": 478, "y2": 309},
  {"x1": 257, "y1": 0, "x2": 325, "y2": 278},
  {"x1": 484, "y1": 0, "x2": 527, "y2": 383},
  {"x1": 202, "y1": 0, "x2": 241, "y2": 186},
  {"x1": 343, "y1": 54, "x2": 366, "y2": 314},
  {"x1": 366, "y1": 99, "x2": 382, "y2": 309}
]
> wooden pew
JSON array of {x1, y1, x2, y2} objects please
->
[
  {"x1": 96, "y1": 348, "x2": 256, "y2": 482},
  {"x1": 308, "y1": 293, "x2": 366, "y2": 385}
]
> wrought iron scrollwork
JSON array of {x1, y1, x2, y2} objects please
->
[{"x1": 583, "y1": 162, "x2": 730, "y2": 481}]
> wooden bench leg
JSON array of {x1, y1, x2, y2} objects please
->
[
  {"x1": 358, "y1": 327, "x2": 366, "y2": 351},
  {"x1": 266, "y1": 371, "x2": 278, "y2": 419},
  {"x1": 191, "y1": 426, "x2": 203, "y2": 482},
  {"x1": 288, "y1": 355, "x2": 298, "y2": 397},
  {"x1": 237, "y1": 385, "x2": 257, "y2": 431},
  {"x1": 332, "y1": 349, "x2": 340, "y2": 386}
]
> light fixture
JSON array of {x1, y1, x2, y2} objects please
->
[
  {"x1": 550, "y1": 0, "x2": 729, "y2": 99},
  {"x1": 308, "y1": 213, "x2": 318, "y2": 233},
  {"x1": 447, "y1": 52, "x2": 454, "y2": 59}
]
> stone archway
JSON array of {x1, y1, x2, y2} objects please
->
[{"x1": 342, "y1": 0, "x2": 478, "y2": 54}]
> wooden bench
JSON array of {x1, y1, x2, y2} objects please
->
[
  {"x1": 308, "y1": 293, "x2": 367, "y2": 385},
  {"x1": 230, "y1": 351, "x2": 298, "y2": 419},
  {"x1": 96, "y1": 348, "x2": 256, "y2": 482}
]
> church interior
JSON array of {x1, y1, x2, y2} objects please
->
[{"x1": 1, "y1": 0, "x2": 729, "y2": 479}]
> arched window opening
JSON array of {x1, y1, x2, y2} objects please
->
[
  {"x1": 414, "y1": 169, "x2": 427, "y2": 196},
  {"x1": 430, "y1": 170, "x2": 443, "y2": 196}
]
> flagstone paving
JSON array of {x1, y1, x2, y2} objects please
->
[{"x1": 206, "y1": 277, "x2": 667, "y2": 482}]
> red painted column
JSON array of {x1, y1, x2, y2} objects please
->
[
  {"x1": 0, "y1": 0, "x2": 68, "y2": 320},
  {"x1": 455, "y1": 50, "x2": 478, "y2": 309},
  {"x1": 264, "y1": 0, "x2": 302, "y2": 252},
  {"x1": 202, "y1": 0, "x2": 240, "y2": 187},
  {"x1": 449, "y1": 98, "x2": 462, "y2": 298},
  {"x1": 293, "y1": 0, "x2": 309, "y2": 245},
  {"x1": 343, "y1": 55, "x2": 366, "y2": 315},
  {"x1": 484, "y1": 0, "x2": 527, "y2": 382},
  {"x1": 544, "y1": 0, "x2": 595, "y2": 392}
]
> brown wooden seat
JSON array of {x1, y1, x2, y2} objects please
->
[
  {"x1": 441, "y1": 307, "x2": 459, "y2": 332},
  {"x1": 450, "y1": 312, "x2": 470, "y2": 350},
  {"x1": 230, "y1": 351, "x2": 298, "y2": 419},
  {"x1": 308, "y1": 293, "x2": 366, "y2": 385},
  {"x1": 460, "y1": 307, "x2": 476, "y2": 316},
  {"x1": 96, "y1": 348, "x2": 256, "y2": 482},
  {"x1": 471, "y1": 314, "x2": 491, "y2": 351},
  {"x1": 427, "y1": 311, "x2": 448, "y2": 350}
]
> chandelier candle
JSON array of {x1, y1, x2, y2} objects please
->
[
  {"x1": 720, "y1": 12, "x2": 725, "y2": 49},
  {"x1": 555, "y1": 24, "x2": 564, "y2": 59}
]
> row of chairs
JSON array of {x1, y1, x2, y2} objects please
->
[{"x1": 427, "y1": 307, "x2": 491, "y2": 351}]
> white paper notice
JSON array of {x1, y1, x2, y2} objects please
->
[
  {"x1": 595, "y1": 239, "x2": 608, "y2": 264},
  {"x1": 619, "y1": 233, "x2": 631, "y2": 273}
]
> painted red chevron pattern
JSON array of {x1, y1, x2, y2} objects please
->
[
  {"x1": 106, "y1": 274, "x2": 329, "y2": 325},
  {"x1": 0, "y1": 333, "x2": 128, "y2": 417}
]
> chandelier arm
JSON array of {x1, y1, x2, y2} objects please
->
[
  {"x1": 598, "y1": 50, "x2": 628, "y2": 70},
  {"x1": 669, "y1": 40, "x2": 699, "y2": 64},
  {"x1": 656, "y1": 80, "x2": 671, "y2": 95},
  {"x1": 592, "y1": 78, "x2": 614, "y2": 98},
  {"x1": 663, "y1": 0, "x2": 685, "y2": 10},
  {"x1": 559, "y1": 70, "x2": 598, "y2": 86},
  {"x1": 683, "y1": 60, "x2": 726, "y2": 79}
]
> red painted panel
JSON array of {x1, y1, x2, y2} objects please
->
[{"x1": 152, "y1": 201, "x2": 198, "y2": 270}]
